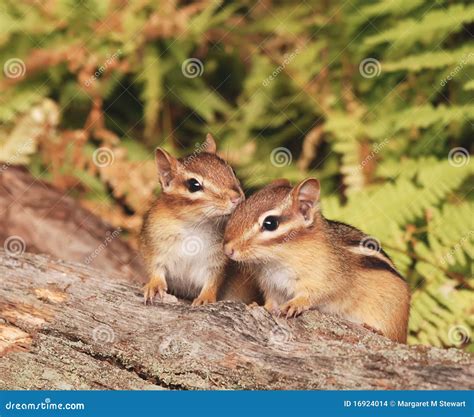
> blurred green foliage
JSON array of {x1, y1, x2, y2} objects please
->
[{"x1": 0, "y1": 0, "x2": 473, "y2": 349}]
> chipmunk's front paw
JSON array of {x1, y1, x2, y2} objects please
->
[
  {"x1": 280, "y1": 296, "x2": 311, "y2": 318},
  {"x1": 192, "y1": 293, "x2": 216, "y2": 306},
  {"x1": 143, "y1": 277, "x2": 167, "y2": 305},
  {"x1": 263, "y1": 299, "x2": 280, "y2": 316}
]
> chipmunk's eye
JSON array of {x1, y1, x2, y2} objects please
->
[
  {"x1": 262, "y1": 216, "x2": 279, "y2": 232},
  {"x1": 186, "y1": 178, "x2": 203, "y2": 192}
]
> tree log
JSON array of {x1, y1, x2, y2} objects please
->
[
  {"x1": 0, "y1": 167, "x2": 145, "y2": 282},
  {"x1": 0, "y1": 251, "x2": 472, "y2": 390}
]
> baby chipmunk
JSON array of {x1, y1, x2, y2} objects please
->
[
  {"x1": 140, "y1": 134, "x2": 245, "y2": 305},
  {"x1": 223, "y1": 178, "x2": 410, "y2": 343}
]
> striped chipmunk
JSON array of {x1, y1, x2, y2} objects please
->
[
  {"x1": 223, "y1": 178, "x2": 410, "y2": 343},
  {"x1": 140, "y1": 134, "x2": 259, "y2": 306}
]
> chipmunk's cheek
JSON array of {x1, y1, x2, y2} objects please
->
[{"x1": 203, "y1": 202, "x2": 228, "y2": 217}]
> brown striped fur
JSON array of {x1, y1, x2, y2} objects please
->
[
  {"x1": 224, "y1": 178, "x2": 410, "y2": 343},
  {"x1": 141, "y1": 134, "x2": 259, "y2": 305}
]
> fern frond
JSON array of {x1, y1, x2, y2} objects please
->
[
  {"x1": 358, "y1": 0, "x2": 426, "y2": 19},
  {"x1": 464, "y1": 80, "x2": 474, "y2": 90},
  {"x1": 409, "y1": 283, "x2": 473, "y2": 348},
  {"x1": 365, "y1": 4, "x2": 474, "y2": 48},
  {"x1": 324, "y1": 113, "x2": 366, "y2": 194},
  {"x1": 425, "y1": 203, "x2": 474, "y2": 269},
  {"x1": 383, "y1": 46, "x2": 474, "y2": 72},
  {"x1": 0, "y1": 99, "x2": 58, "y2": 164},
  {"x1": 136, "y1": 46, "x2": 163, "y2": 140},
  {"x1": 369, "y1": 104, "x2": 474, "y2": 139},
  {"x1": 0, "y1": 85, "x2": 49, "y2": 123}
]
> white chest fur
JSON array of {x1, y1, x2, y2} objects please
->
[
  {"x1": 159, "y1": 223, "x2": 224, "y2": 299},
  {"x1": 257, "y1": 262, "x2": 296, "y2": 304}
]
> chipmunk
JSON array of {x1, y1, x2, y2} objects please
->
[
  {"x1": 140, "y1": 134, "x2": 246, "y2": 305},
  {"x1": 223, "y1": 178, "x2": 410, "y2": 343}
]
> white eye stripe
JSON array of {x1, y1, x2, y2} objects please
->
[
  {"x1": 184, "y1": 172, "x2": 234, "y2": 196},
  {"x1": 184, "y1": 172, "x2": 204, "y2": 185},
  {"x1": 260, "y1": 222, "x2": 297, "y2": 240},
  {"x1": 256, "y1": 196, "x2": 294, "y2": 230},
  {"x1": 204, "y1": 182, "x2": 223, "y2": 194}
]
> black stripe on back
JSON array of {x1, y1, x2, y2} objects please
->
[{"x1": 360, "y1": 255, "x2": 406, "y2": 282}]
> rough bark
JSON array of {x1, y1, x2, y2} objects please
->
[
  {"x1": 0, "y1": 167, "x2": 145, "y2": 282},
  {"x1": 1, "y1": 252, "x2": 473, "y2": 390}
]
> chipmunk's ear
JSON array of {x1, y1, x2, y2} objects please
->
[
  {"x1": 155, "y1": 148, "x2": 177, "y2": 189},
  {"x1": 269, "y1": 178, "x2": 291, "y2": 187},
  {"x1": 204, "y1": 133, "x2": 217, "y2": 154},
  {"x1": 291, "y1": 178, "x2": 320, "y2": 222}
]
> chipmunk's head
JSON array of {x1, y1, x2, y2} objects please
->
[
  {"x1": 223, "y1": 178, "x2": 320, "y2": 262},
  {"x1": 155, "y1": 134, "x2": 244, "y2": 220}
]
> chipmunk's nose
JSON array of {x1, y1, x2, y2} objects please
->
[
  {"x1": 230, "y1": 192, "x2": 243, "y2": 206},
  {"x1": 231, "y1": 196, "x2": 242, "y2": 205},
  {"x1": 224, "y1": 243, "x2": 235, "y2": 258}
]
